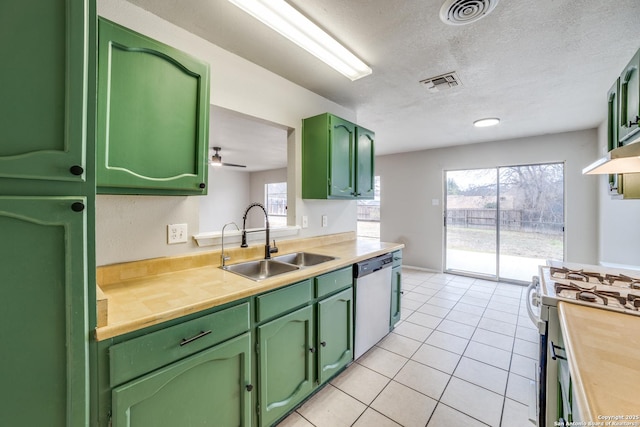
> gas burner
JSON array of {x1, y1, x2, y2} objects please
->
[
  {"x1": 604, "y1": 273, "x2": 640, "y2": 289},
  {"x1": 550, "y1": 267, "x2": 604, "y2": 283},
  {"x1": 554, "y1": 280, "x2": 640, "y2": 311},
  {"x1": 554, "y1": 281, "x2": 595, "y2": 294},
  {"x1": 577, "y1": 291, "x2": 606, "y2": 305}
]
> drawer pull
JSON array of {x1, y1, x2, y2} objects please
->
[
  {"x1": 180, "y1": 330, "x2": 212, "y2": 346},
  {"x1": 549, "y1": 341, "x2": 566, "y2": 361},
  {"x1": 246, "y1": 384, "x2": 254, "y2": 392}
]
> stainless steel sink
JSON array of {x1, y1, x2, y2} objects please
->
[
  {"x1": 223, "y1": 259, "x2": 299, "y2": 281},
  {"x1": 273, "y1": 252, "x2": 336, "y2": 267}
]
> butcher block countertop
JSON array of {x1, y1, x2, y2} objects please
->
[
  {"x1": 557, "y1": 301, "x2": 640, "y2": 421},
  {"x1": 95, "y1": 232, "x2": 403, "y2": 341}
]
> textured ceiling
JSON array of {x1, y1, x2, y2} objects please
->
[{"x1": 127, "y1": 0, "x2": 640, "y2": 164}]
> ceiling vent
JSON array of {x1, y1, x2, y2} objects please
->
[
  {"x1": 419, "y1": 72, "x2": 462, "y2": 93},
  {"x1": 439, "y1": 0, "x2": 499, "y2": 25}
]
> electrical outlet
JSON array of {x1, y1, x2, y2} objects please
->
[
  {"x1": 167, "y1": 223, "x2": 188, "y2": 244},
  {"x1": 302, "y1": 215, "x2": 308, "y2": 228},
  {"x1": 321, "y1": 215, "x2": 328, "y2": 227}
]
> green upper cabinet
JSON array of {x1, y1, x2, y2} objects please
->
[
  {"x1": 0, "y1": 0, "x2": 90, "y2": 183},
  {"x1": 97, "y1": 18, "x2": 210, "y2": 195},
  {"x1": 607, "y1": 79, "x2": 621, "y2": 194},
  {"x1": 618, "y1": 49, "x2": 640, "y2": 144},
  {"x1": 0, "y1": 196, "x2": 90, "y2": 427},
  {"x1": 302, "y1": 113, "x2": 375, "y2": 199}
]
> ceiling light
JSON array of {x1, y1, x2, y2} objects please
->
[
  {"x1": 473, "y1": 118, "x2": 500, "y2": 127},
  {"x1": 227, "y1": 0, "x2": 372, "y2": 81}
]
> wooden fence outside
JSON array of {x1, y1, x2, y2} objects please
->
[{"x1": 446, "y1": 208, "x2": 563, "y2": 234}]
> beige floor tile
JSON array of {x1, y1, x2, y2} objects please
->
[
  {"x1": 463, "y1": 340, "x2": 512, "y2": 370},
  {"x1": 377, "y1": 332, "x2": 422, "y2": 358},
  {"x1": 400, "y1": 307, "x2": 414, "y2": 321},
  {"x1": 427, "y1": 297, "x2": 458, "y2": 309},
  {"x1": 425, "y1": 330, "x2": 469, "y2": 354},
  {"x1": 331, "y1": 363, "x2": 389, "y2": 405},
  {"x1": 401, "y1": 298, "x2": 423, "y2": 311},
  {"x1": 356, "y1": 346, "x2": 408, "y2": 378},
  {"x1": 505, "y1": 372, "x2": 532, "y2": 405},
  {"x1": 478, "y1": 317, "x2": 517, "y2": 336},
  {"x1": 483, "y1": 308, "x2": 518, "y2": 324},
  {"x1": 515, "y1": 325, "x2": 539, "y2": 343},
  {"x1": 420, "y1": 281, "x2": 446, "y2": 291},
  {"x1": 501, "y1": 398, "x2": 532, "y2": 427},
  {"x1": 494, "y1": 287, "x2": 523, "y2": 298},
  {"x1": 417, "y1": 303, "x2": 450, "y2": 318},
  {"x1": 371, "y1": 381, "x2": 437, "y2": 427},
  {"x1": 510, "y1": 353, "x2": 536, "y2": 379},
  {"x1": 434, "y1": 290, "x2": 463, "y2": 302},
  {"x1": 490, "y1": 294, "x2": 521, "y2": 306},
  {"x1": 472, "y1": 328, "x2": 514, "y2": 351},
  {"x1": 487, "y1": 301, "x2": 520, "y2": 314},
  {"x1": 393, "y1": 321, "x2": 433, "y2": 342},
  {"x1": 440, "y1": 377, "x2": 504, "y2": 426},
  {"x1": 451, "y1": 302, "x2": 486, "y2": 316},
  {"x1": 442, "y1": 285, "x2": 468, "y2": 294},
  {"x1": 411, "y1": 343, "x2": 461, "y2": 374},
  {"x1": 405, "y1": 311, "x2": 443, "y2": 329},
  {"x1": 466, "y1": 290, "x2": 493, "y2": 300},
  {"x1": 403, "y1": 291, "x2": 431, "y2": 303},
  {"x1": 410, "y1": 286, "x2": 438, "y2": 296},
  {"x1": 427, "y1": 403, "x2": 487, "y2": 427},
  {"x1": 297, "y1": 384, "x2": 366, "y2": 427},
  {"x1": 436, "y1": 319, "x2": 476, "y2": 339},
  {"x1": 449, "y1": 275, "x2": 476, "y2": 284},
  {"x1": 458, "y1": 295, "x2": 490, "y2": 307},
  {"x1": 394, "y1": 360, "x2": 451, "y2": 400},
  {"x1": 445, "y1": 309, "x2": 481, "y2": 326},
  {"x1": 352, "y1": 408, "x2": 401, "y2": 427},
  {"x1": 513, "y1": 338, "x2": 539, "y2": 359},
  {"x1": 276, "y1": 411, "x2": 314, "y2": 427},
  {"x1": 517, "y1": 316, "x2": 538, "y2": 330},
  {"x1": 453, "y1": 357, "x2": 508, "y2": 394}
]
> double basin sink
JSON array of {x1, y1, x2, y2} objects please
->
[{"x1": 223, "y1": 252, "x2": 336, "y2": 281}]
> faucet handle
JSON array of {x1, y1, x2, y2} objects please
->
[{"x1": 270, "y1": 240, "x2": 278, "y2": 254}]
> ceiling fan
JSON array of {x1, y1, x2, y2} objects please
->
[{"x1": 209, "y1": 146, "x2": 246, "y2": 168}]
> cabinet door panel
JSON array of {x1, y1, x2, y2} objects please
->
[
  {"x1": 619, "y1": 50, "x2": 640, "y2": 142},
  {"x1": 97, "y1": 18, "x2": 209, "y2": 194},
  {"x1": 0, "y1": 0, "x2": 89, "y2": 182},
  {"x1": 258, "y1": 305, "x2": 314, "y2": 426},
  {"x1": 0, "y1": 196, "x2": 89, "y2": 426},
  {"x1": 317, "y1": 288, "x2": 353, "y2": 384},
  {"x1": 329, "y1": 116, "x2": 355, "y2": 198},
  {"x1": 356, "y1": 127, "x2": 375, "y2": 199},
  {"x1": 112, "y1": 333, "x2": 252, "y2": 427}
]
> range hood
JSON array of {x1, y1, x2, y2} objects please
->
[{"x1": 583, "y1": 141, "x2": 640, "y2": 174}]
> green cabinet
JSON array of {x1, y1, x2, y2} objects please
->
[
  {"x1": 112, "y1": 333, "x2": 253, "y2": 427},
  {"x1": 618, "y1": 49, "x2": 640, "y2": 144},
  {"x1": 0, "y1": 197, "x2": 91, "y2": 426},
  {"x1": 302, "y1": 113, "x2": 375, "y2": 199},
  {"x1": 390, "y1": 250, "x2": 403, "y2": 328},
  {"x1": 0, "y1": 1, "x2": 96, "y2": 426},
  {"x1": 257, "y1": 305, "x2": 315, "y2": 427},
  {"x1": 606, "y1": 80, "x2": 622, "y2": 194},
  {"x1": 97, "y1": 18, "x2": 210, "y2": 195},
  {"x1": 317, "y1": 288, "x2": 354, "y2": 384}
]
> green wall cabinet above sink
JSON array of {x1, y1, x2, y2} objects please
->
[
  {"x1": 97, "y1": 18, "x2": 210, "y2": 195},
  {"x1": 302, "y1": 113, "x2": 375, "y2": 199}
]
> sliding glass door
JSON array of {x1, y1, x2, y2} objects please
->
[{"x1": 445, "y1": 163, "x2": 564, "y2": 282}]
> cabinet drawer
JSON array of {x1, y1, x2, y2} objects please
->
[
  {"x1": 255, "y1": 280, "x2": 312, "y2": 323},
  {"x1": 315, "y1": 267, "x2": 353, "y2": 298},
  {"x1": 392, "y1": 250, "x2": 403, "y2": 268},
  {"x1": 109, "y1": 302, "x2": 250, "y2": 387}
]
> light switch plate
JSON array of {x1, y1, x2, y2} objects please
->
[
  {"x1": 167, "y1": 223, "x2": 188, "y2": 244},
  {"x1": 302, "y1": 215, "x2": 308, "y2": 228},
  {"x1": 321, "y1": 215, "x2": 328, "y2": 227}
]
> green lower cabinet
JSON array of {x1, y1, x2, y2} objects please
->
[
  {"x1": 390, "y1": 265, "x2": 402, "y2": 328},
  {"x1": 0, "y1": 196, "x2": 90, "y2": 426},
  {"x1": 258, "y1": 305, "x2": 314, "y2": 427},
  {"x1": 112, "y1": 332, "x2": 253, "y2": 427},
  {"x1": 317, "y1": 288, "x2": 353, "y2": 384}
]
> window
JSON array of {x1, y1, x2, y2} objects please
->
[
  {"x1": 265, "y1": 182, "x2": 287, "y2": 227},
  {"x1": 357, "y1": 176, "x2": 380, "y2": 239}
]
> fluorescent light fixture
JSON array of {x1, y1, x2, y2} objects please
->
[
  {"x1": 583, "y1": 142, "x2": 640, "y2": 174},
  {"x1": 227, "y1": 0, "x2": 372, "y2": 81},
  {"x1": 473, "y1": 118, "x2": 500, "y2": 127}
]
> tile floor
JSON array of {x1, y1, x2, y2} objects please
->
[{"x1": 277, "y1": 268, "x2": 539, "y2": 427}]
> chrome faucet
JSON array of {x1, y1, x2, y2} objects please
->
[
  {"x1": 240, "y1": 202, "x2": 278, "y2": 259},
  {"x1": 221, "y1": 221, "x2": 240, "y2": 269}
]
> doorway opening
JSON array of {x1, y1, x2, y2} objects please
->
[{"x1": 444, "y1": 163, "x2": 564, "y2": 283}]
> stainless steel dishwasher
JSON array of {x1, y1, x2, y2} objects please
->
[{"x1": 353, "y1": 253, "x2": 393, "y2": 359}]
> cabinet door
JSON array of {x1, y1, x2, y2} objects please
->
[
  {"x1": 112, "y1": 333, "x2": 252, "y2": 427},
  {"x1": 0, "y1": 0, "x2": 89, "y2": 182},
  {"x1": 317, "y1": 288, "x2": 353, "y2": 384},
  {"x1": 390, "y1": 265, "x2": 402, "y2": 328},
  {"x1": 618, "y1": 50, "x2": 640, "y2": 143},
  {"x1": 0, "y1": 196, "x2": 89, "y2": 426},
  {"x1": 356, "y1": 126, "x2": 375, "y2": 199},
  {"x1": 97, "y1": 18, "x2": 210, "y2": 195},
  {"x1": 607, "y1": 80, "x2": 622, "y2": 194},
  {"x1": 329, "y1": 115, "x2": 356, "y2": 198},
  {"x1": 258, "y1": 305, "x2": 314, "y2": 427}
]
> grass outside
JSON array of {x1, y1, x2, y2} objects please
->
[{"x1": 447, "y1": 226, "x2": 563, "y2": 260}]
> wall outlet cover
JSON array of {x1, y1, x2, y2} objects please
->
[
  {"x1": 321, "y1": 215, "x2": 328, "y2": 227},
  {"x1": 168, "y1": 223, "x2": 188, "y2": 244},
  {"x1": 302, "y1": 215, "x2": 309, "y2": 228}
]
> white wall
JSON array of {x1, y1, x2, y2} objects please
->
[
  {"x1": 377, "y1": 129, "x2": 599, "y2": 271},
  {"x1": 199, "y1": 168, "x2": 250, "y2": 231},
  {"x1": 95, "y1": 0, "x2": 356, "y2": 266},
  {"x1": 596, "y1": 122, "x2": 640, "y2": 268}
]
